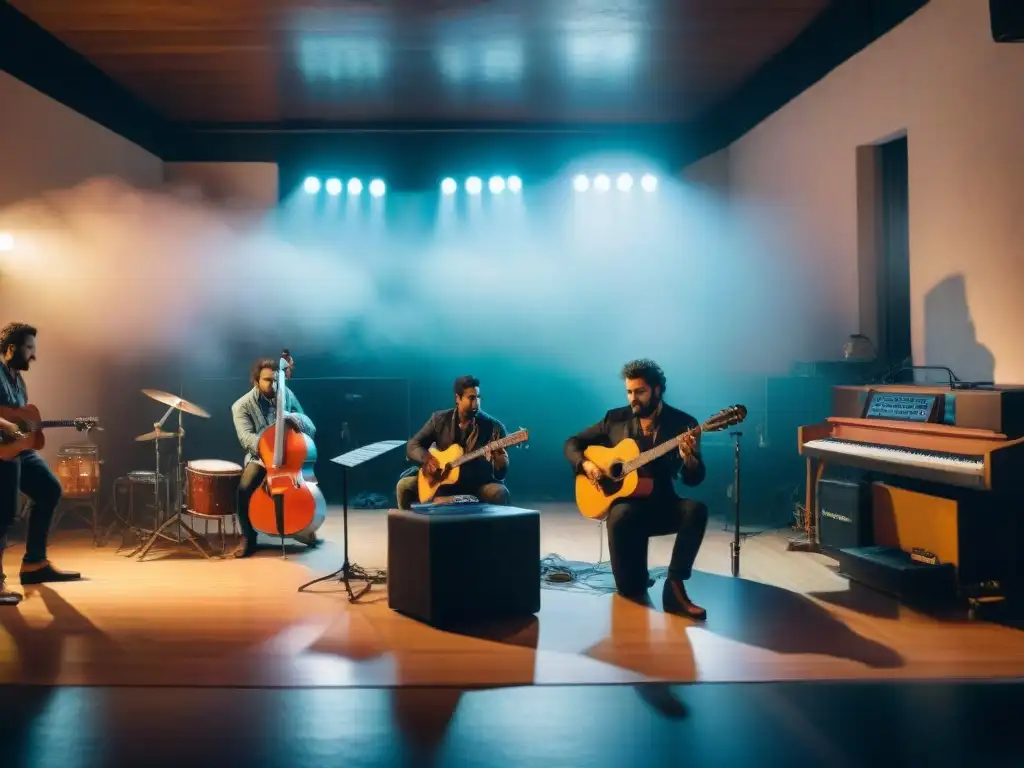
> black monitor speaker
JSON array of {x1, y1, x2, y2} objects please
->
[{"x1": 991, "y1": 0, "x2": 1024, "y2": 42}]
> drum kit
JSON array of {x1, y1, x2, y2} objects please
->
[{"x1": 126, "y1": 388, "x2": 243, "y2": 560}]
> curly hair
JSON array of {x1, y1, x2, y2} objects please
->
[
  {"x1": 453, "y1": 375, "x2": 480, "y2": 397},
  {"x1": 620, "y1": 358, "x2": 666, "y2": 392},
  {"x1": 250, "y1": 357, "x2": 277, "y2": 384},
  {"x1": 0, "y1": 322, "x2": 37, "y2": 355}
]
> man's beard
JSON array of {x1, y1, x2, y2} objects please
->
[{"x1": 631, "y1": 398, "x2": 660, "y2": 418}]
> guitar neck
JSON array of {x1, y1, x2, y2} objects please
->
[
  {"x1": 39, "y1": 420, "x2": 82, "y2": 429},
  {"x1": 455, "y1": 433, "x2": 523, "y2": 467},
  {"x1": 621, "y1": 426, "x2": 703, "y2": 475}
]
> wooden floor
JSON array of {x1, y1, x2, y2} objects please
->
[{"x1": 2, "y1": 503, "x2": 1024, "y2": 689}]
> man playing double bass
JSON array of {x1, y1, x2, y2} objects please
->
[{"x1": 230, "y1": 355, "x2": 320, "y2": 558}]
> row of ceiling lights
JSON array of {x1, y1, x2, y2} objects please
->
[{"x1": 302, "y1": 173, "x2": 659, "y2": 195}]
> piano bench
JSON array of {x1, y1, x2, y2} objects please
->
[
  {"x1": 838, "y1": 545, "x2": 958, "y2": 604},
  {"x1": 387, "y1": 503, "x2": 541, "y2": 627}
]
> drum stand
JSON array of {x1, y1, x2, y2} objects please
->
[{"x1": 134, "y1": 406, "x2": 210, "y2": 561}]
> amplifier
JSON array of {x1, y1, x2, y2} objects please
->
[{"x1": 817, "y1": 471, "x2": 872, "y2": 556}]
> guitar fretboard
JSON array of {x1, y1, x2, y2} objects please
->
[
  {"x1": 454, "y1": 431, "x2": 528, "y2": 467},
  {"x1": 620, "y1": 426, "x2": 704, "y2": 475}
]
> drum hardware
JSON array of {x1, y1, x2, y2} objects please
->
[{"x1": 132, "y1": 389, "x2": 214, "y2": 561}]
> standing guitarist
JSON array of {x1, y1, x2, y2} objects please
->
[
  {"x1": 397, "y1": 375, "x2": 511, "y2": 509},
  {"x1": 564, "y1": 359, "x2": 708, "y2": 619},
  {"x1": 0, "y1": 322, "x2": 81, "y2": 606}
]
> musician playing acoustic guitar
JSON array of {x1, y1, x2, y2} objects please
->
[
  {"x1": 564, "y1": 359, "x2": 709, "y2": 619},
  {"x1": 230, "y1": 356, "x2": 320, "y2": 558},
  {"x1": 0, "y1": 322, "x2": 82, "y2": 606},
  {"x1": 396, "y1": 375, "x2": 511, "y2": 509}
]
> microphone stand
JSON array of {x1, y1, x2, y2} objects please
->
[{"x1": 730, "y1": 431, "x2": 742, "y2": 578}]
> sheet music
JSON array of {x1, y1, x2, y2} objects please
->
[{"x1": 330, "y1": 440, "x2": 406, "y2": 468}]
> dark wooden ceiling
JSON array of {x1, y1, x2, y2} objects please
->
[{"x1": 8, "y1": 0, "x2": 831, "y2": 124}]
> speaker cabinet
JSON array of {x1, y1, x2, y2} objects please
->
[
  {"x1": 991, "y1": 0, "x2": 1024, "y2": 42},
  {"x1": 817, "y1": 472, "x2": 872, "y2": 556}
]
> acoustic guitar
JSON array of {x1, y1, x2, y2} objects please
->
[
  {"x1": 575, "y1": 405, "x2": 747, "y2": 520},
  {"x1": 418, "y1": 428, "x2": 530, "y2": 502},
  {"x1": 0, "y1": 405, "x2": 99, "y2": 461}
]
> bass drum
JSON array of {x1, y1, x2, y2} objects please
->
[{"x1": 185, "y1": 459, "x2": 243, "y2": 517}]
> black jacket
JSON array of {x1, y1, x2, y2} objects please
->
[
  {"x1": 564, "y1": 404, "x2": 706, "y2": 492},
  {"x1": 407, "y1": 408, "x2": 509, "y2": 486}
]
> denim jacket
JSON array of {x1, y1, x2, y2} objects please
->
[{"x1": 231, "y1": 386, "x2": 315, "y2": 466}]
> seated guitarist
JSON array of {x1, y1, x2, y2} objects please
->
[
  {"x1": 397, "y1": 375, "x2": 511, "y2": 509},
  {"x1": 0, "y1": 322, "x2": 81, "y2": 606},
  {"x1": 564, "y1": 359, "x2": 708, "y2": 619}
]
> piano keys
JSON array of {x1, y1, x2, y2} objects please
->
[{"x1": 798, "y1": 384, "x2": 1024, "y2": 611}]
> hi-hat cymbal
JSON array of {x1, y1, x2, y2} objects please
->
[
  {"x1": 142, "y1": 389, "x2": 211, "y2": 418},
  {"x1": 135, "y1": 429, "x2": 178, "y2": 442}
]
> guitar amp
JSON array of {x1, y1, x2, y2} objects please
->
[{"x1": 817, "y1": 469, "x2": 873, "y2": 556}]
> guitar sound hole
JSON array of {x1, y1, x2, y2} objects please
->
[{"x1": 608, "y1": 462, "x2": 624, "y2": 480}]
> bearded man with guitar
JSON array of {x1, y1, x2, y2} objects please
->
[
  {"x1": 397, "y1": 375, "x2": 513, "y2": 509},
  {"x1": 0, "y1": 322, "x2": 82, "y2": 606},
  {"x1": 230, "y1": 353, "x2": 320, "y2": 558},
  {"x1": 565, "y1": 359, "x2": 714, "y2": 619}
]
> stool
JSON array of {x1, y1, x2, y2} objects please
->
[{"x1": 388, "y1": 503, "x2": 541, "y2": 627}]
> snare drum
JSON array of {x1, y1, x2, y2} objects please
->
[{"x1": 185, "y1": 459, "x2": 243, "y2": 518}]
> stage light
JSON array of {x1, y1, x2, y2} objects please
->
[
  {"x1": 303, "y1": 176, "x2": 321, "y2": 194},
  {"x1": 616, "y1": 173, "x2": 633, "y2": 192},
  {"x1": 507, "y1": 175, "x2": 522, "y2": 193},
  {"x1": 466, "y1": 176, "x2": 482, "y2": 195},
  {"x1": 369, "y1": 179, "x2": 386, "y2": 197},
  {"x1": 441, "y1": 177, "x2": 457, "y2": 195},
  {"x1": 641, "y1": 173, "x2": 658, "y2": 192},
  {"x1": 0, "y1": 233, "x2": 13, "y2": 252},
  {"x1": 573, "y1": 175, "x2": 590, "y2": 192},
  {"x1": 348, "y1": 178, "x2": 363, "y2": 195},
  {"x1": 325, "y1": 178, "x2": 342, "y2": 196},
  {"x1": 488, "y1": 176, "x2": 505, "y2": 194},
  {"x1": 594, "y1": 174, "x2": 611, "y2": 192}
]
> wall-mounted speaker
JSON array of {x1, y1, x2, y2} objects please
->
[{"x1": 991, "y1": 0, "x2": 1024, "y2": 42}]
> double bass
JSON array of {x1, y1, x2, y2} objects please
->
[{"x1": 248, "y1": 350, "x2": 327, "y2": 543}]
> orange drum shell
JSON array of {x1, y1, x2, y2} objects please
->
[{"x1": 186, "y1": 466, "x2": 242, "y2": 517}]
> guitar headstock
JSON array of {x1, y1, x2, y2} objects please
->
[
  {"x1": 513, "y1": 428, "x2": 530, "y2": 450},
  {"x1": 701, "y1": 405, "x2": 747, "y2": 434},
  {"x1": 74, "y1": 417, "x2": 100, "y2": 432}
]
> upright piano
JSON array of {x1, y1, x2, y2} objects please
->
[{"x1": 799, "y1": 384, "x2": 1024, "y2": 609}]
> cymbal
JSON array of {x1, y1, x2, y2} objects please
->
[
  {"x1": 135, "y1": 429, "x2": 178, "y2": 442},
  {"x1": 142, "y1": 389, "x2": 210, "y2": 418}
]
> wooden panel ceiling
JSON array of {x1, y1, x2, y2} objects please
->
[{"x1": 9, "y1": 0, "x2": 831, "y2": 124}]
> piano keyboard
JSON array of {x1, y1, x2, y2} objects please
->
[{"x1": 803, "y1": 437, "x2": 985, "y2": 476}]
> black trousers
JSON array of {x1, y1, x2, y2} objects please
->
[
  {"x1": 236, "y1": 461, "x2": 266, "y2": 542},
  {"x1": 605, "y1": 494, "x2": 708, "y2": 596},
  {"x1": 0, "y1": 451, "x2": 63, "y2": 569}
]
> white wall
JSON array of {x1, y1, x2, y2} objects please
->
[
  {"x1": 0, "y1": 72, "x2": 164, "y2": 459},
  {"x1": 724, "y1": 0, "x2": 1024, "y2": 383}
]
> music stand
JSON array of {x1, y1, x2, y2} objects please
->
[{"x1": 297, "y1": 440, "x2": 405, "y2": 602}]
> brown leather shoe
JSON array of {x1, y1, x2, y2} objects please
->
[
  {"x1": 19, "y1": 561, "x2": 82, "y2": 585},
  {"x1": 663, "y1": 578, "x2": 707, "y2": 620}
]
